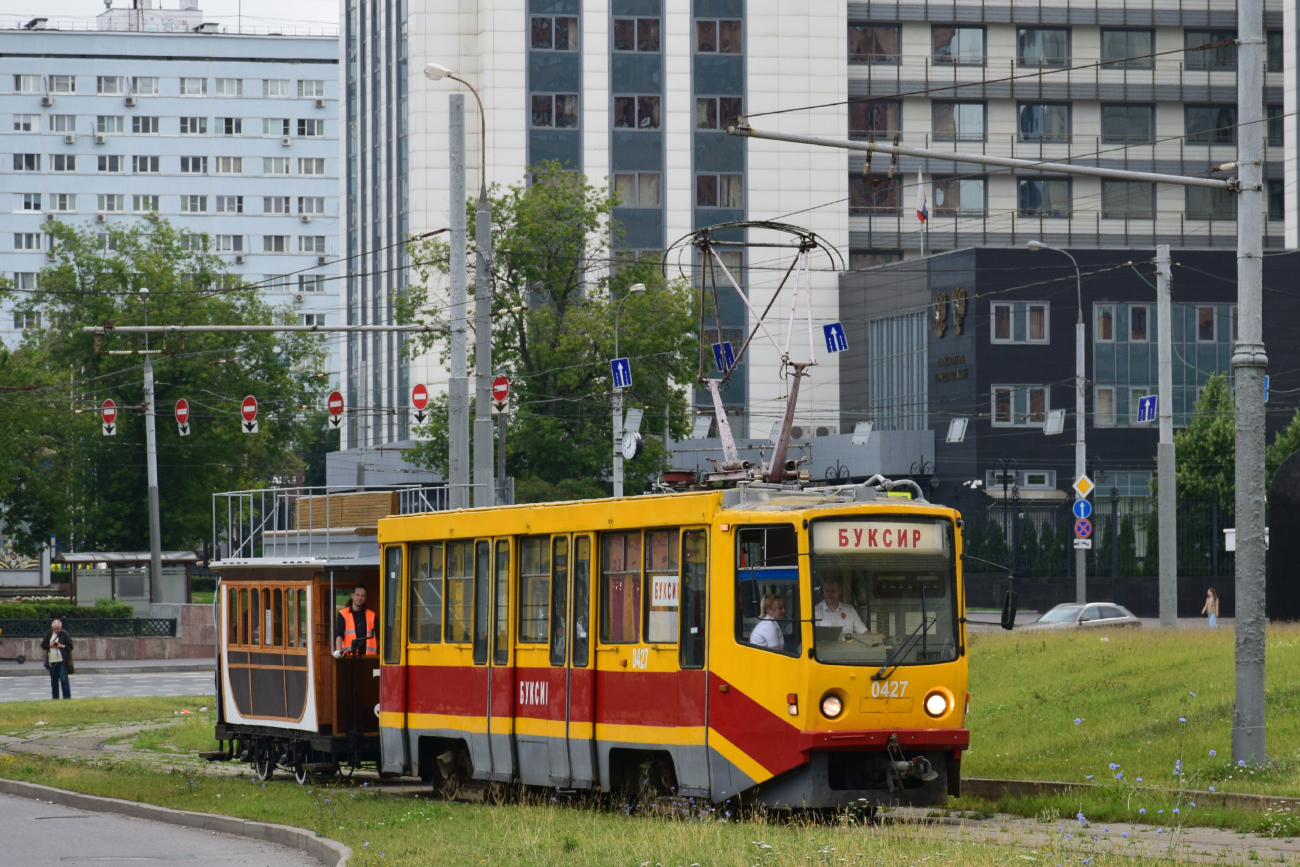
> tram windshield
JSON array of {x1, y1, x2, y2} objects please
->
[{"x1": 809, "y1": 517, "x2": 959, "y2": 667}]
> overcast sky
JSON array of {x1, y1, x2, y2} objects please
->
[{"x1": 4, "y1": 0, "x2": 338, "y2": 29}]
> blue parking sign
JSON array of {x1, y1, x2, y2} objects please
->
[
  {"x1": 610, "y1": 357, "x2": 632, "y2": 389},
  {"x1": 1137, "y1": 394, "x2": 1157, "y2": 423},
  {"x1": 712, "y1": 341, "x2": 736, "y2": 372},
  {"x1": 823, "y1": 322, "x2": 848, "y2": 353}
]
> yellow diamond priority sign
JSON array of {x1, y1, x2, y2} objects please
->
[{"x1": 1073, "y1": 473, "x2": 1094, "y2": 498}]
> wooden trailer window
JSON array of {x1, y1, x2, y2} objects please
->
[
  {"x1": 549, "y1": 536, "x2": 569, "y2": 666},
  {"x1": 474, "y1": 541, "x2": 491, "y2": 664},
  {"x1": 518, "y1": 537, "x2": 551, "y2": 643},
  {"x1": 228, "y1": 587, "x2": 239, "y2": 646},
  {"x1": 572, "y1": 536, "x2": 592, "y2": 666},
  {"x1": 238, "y1": 588, "x2": 249, "y2": 645},
  {"x1": 297, "y1": 588, "x2": 308, "y2": 647},
  {"x1": 409, "y1": 543, "x2": 444, "y2": 644},
  {"x1": 249, "y1": 588, "x2": 261, "y2": 645},
  {"x1": 446, "y1": 541, "x2": 473, "y2": 643},
  {"x1": 645, "y1": 530, "x2": 680, "y2": 643},
  {"x1": 601, "y1": 532, "x2": 642, "y2": 643},
  {"x1": 493, "y1": 540, "x2": 511, "y2": 665},
  {"x1": 286, "y1": 589, "x2": 296, "y2": 648},
  {"x1": 272, "y1": 589, "x2": 284, "y2": 646},
  {"x1": 680, "y1": 530, "x2": 709, "y2": 669},
  {"x1": 383, "y1": 545, "x2": 404, "y2": 664}
]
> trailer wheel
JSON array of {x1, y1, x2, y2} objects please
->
[
  {"x1": 254, "y1": 755, "x2": 275, "y2": 782},
  {"x1": 294, "y1": 764, "x2": 310, "y2": 785}
]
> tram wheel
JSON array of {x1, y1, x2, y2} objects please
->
[
  {"x1": 438, "y1": 770, "x2": 461, "y2": 801},
  {"x1": 294, "y1": 764, "x2": 310, "y2": 786},
  {"x1": 335, "y1": 761, "x2": 355, "y2": 780},
  {"x1": 487, "y1": 781, "x2": 511, "y2": 805},
  {"x1": 254, "y1": 756, "x2": 275, "y2": 782}
]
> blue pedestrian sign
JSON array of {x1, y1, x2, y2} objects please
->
[
  {"x1": 1073, "y1": 499, "x2": 1092, "y2": 520},
  {"x1": 1265, "y1": 375, "x2": 1270, "y2": 402},
  {"x1": 823, "y1": 322, "x2": 848, "y2": 354},
  {"x1": 1074, "y1": 518, "x2": 1093, "y2": 539},
  {"x1": 1137, "y1": 394, "x2": 1157, "y2": 423},
  {"x1": 610, "y1": 357, "x2": 632, "y2": 389},
  {"x1": 712, "y1": 341, "x2": 736, "y2": 372}
]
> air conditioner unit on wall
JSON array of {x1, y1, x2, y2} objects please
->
[
  {"x1": 317, "y1": 256, "x2": 327, "y2": 266},
  {"x1": 45, "y1": 213, "x2": 55, "y2": 221},
  {"x1": 63, "y1": 134, "x2": 75, "y2": 144},
  {"x1": 95, "y1": 213, "x2": 106, "y2": 222},
  {"x1": 315, "y1": 98, "x2": 326, "y2": 108},
  {"x1": 294, "y1": 292, "x2": 305, "y2": 303},
  {"x1": 281, "y1": 136, "x2": 291, "y2": 146},
  {"x1": 41, "y1": 96, "x2": 53, "y2": 107},
  {"x1": 300, "y1": 214, "x2": 312, "y2": 223},
  {"x1": 234, "y1": 254, "x2": 245, "y2": 264},
  {"x1": 94, "y1": 133, "x2": 106, "y2": 144}
]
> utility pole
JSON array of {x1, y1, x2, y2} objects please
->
[
  {"x1": 496, "y1": 405, "x2": 507, "y2": 503},
  {"x1": 473, "y1": 188, "x2": 494, "y2": 507},
  {"x1": 140, "y1": 288, "x2": 162, "y2": 602},
  {"x1": 1232, "y1": 0, "x2": 1268, "y2": 766},
  {"x1": 1156, "y1": 245, "x2": 1177, "y2": 628},
  {"x1": 447, "y1": 95, "x2": 470, "y2": 510}
]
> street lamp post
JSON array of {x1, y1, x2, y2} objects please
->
[
  {"x1": 1028, "y1": 240, "x2": 1086, "y2": 603},
  {"x1": 612, "y1": 283, "x2": 646, "y2": 498}
]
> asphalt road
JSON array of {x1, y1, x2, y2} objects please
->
[
  {"x1": 2, "y1": 792, "x2": 319, "y2": 867},
  {"x1": 0, "y1": 672, "x2": 215, "y2": 703}
]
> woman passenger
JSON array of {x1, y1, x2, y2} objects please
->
[{"x1": 750, "y1": 593, "x2": 786, "y2": 650}]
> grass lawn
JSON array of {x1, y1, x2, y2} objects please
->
[{"x1": 0, "y1": 696, "x2": 216, "y2": 736}]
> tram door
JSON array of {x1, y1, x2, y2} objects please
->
[
  {"x1": 557, "y1": 534, "x2": 597, "y2": 786},
  {"x1": 486, "y1": 538, "x2": 516, "y2": 781}
]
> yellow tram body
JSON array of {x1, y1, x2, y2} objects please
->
[{"x1": 376, "y1": 483, "x2": 969, "y2": 808}]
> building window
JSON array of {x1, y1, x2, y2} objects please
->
[
  {"x1": 1101, "y1": 29, "x2": 1153, "y2": 68},
  {"x1": 1129, "y1": 387, "x2": 1152, "y2": 422},
  {"x1": 933, "y1": 177, "x2": 986, "y2": 216},
  {"x1": 265, "y1": 274, "x2": 291, "y2": 291},
  {"x1": 990, "y1": 302, "x2": 1050, "y2": 344},
  {"x1": 13, "y1": 272, "x2": 37, "y2": 291},
  {"x1": 216, "y1": 195, "x2": 244, "y2": 213},
  {"x1": 299, "y1": 196, "x2": 325, "y2": 215},
  {"x1": 49, "y1": 75, "x2": 76, "y2": 93},
  {"x1": 849, "y1": 99, "x2": 900, "y2": 139},
  {"x1": 300, "y1": 236, "x2": 326, "y2": 253},
  {"x1": 1196, "y1": 307, "x2": 1216, "y2": 342},
  {"x1": 216, "y1": 156, "x2": 243, "y2": 174},
  {"x1": 298, "y1": 79, "x2": 326, "y2": 97},
  {"x1": 98, "y1": 155, "x2": 124, "y2": 173},
  {"x1": 179, "y1": 234, "x2": 206, "y2": 251},
  {"x1": 298, "y1": 158, "x2": 325, "y2": 175},
  {"x1": 991, "y1": 385, "x2": 1049, "y2": 427},
  {"x1": 1101, "y1": 104, "x2": 1154, "y2": 144},
  {"x1": 985, "y1": 469, "x2": 1056, "y2": 489},
  {"x1": 17, "y1": 193, "x2": 40, "y2": 211},
  {"x1": 1095, "y1": 387, "x2": 1116, "y2": 426},
  {"x1": 51, "y1": 155, "x2": 74, "y2": 172},
  {"x1": 13, "y1": 114, "x2": 36, "y2": 131},
  {"x1": 613, "y1": 95, "x2": 661, "y2": 130},
  {"x1": 932, "y1": 101, "x2": 985, "y2": 141},
  {"x1": 850, "y1": 250, "x2": 903, "y2": 270},
  {"x1": 933, "y1": 26, "x2": 984, "y2": 65},
  {"x1": 613, "y1": 18, "x2": 660, "y2": 52},
  {"x1": 263, "y1": 79, "x2": 290, "y2": 97},
  {"x1": 14, "y1": 233, "x2": 41, "y2": 250},
  {"x1": 180, "y1": 195, "x2": 208, "y2": 213},
  {"x1": 96, "y1": 76, "x2": 125, "y2": 94},
  {"x1": 1130, "y1": 304, "x2": 1150, "y2": 341},
  {"x1": 53, "y1": 193, "x2": 76, "y2": 211},
  {"x1": 215, "y1": 235, "x2": 244, "y2": 252},
  {"x1": 301, "y1": 314, "x2": 327, "y2": 327},
  {"x1": 1017, "y1": 28, "x2": 1069, "y2": 66},
  {"x1": 1185, "y1": 29, "x2": 1236, "y2": 71},
  {"x1": 696, "y1": 19, "x2": 742, "y2": 53},
  {"x1": 694, "y1": 96, "x2": 739, "y2": 130},
  {"x1": 531, "y1": 94, "x2": 579, "y2": 129},
  {"x1": 179, "y1": 156, "x2": 207, "y2": 174},
  {"x1": 696, "y1": 173, "x2": 744, "y2": 209},
  {"x1": 49, "y1": 114, "x2": 76, "y2": 133},
  {"x1": 1018, "y1": 103, "x2": 1070, "y2": 143},
  {"x1": 1095, "y1": 304, "x2": 1114, "y2": 341},
  {"x1": 131, "y1": 76, "x2": 159, "y2": 95},
  {"x1": 1185, "y1": 105, "x2": 1236, "y2": 144},
  {"x1": 214, "y1": 78, "x2": 242, "y2": 97},
  {"x1": 14, "y1": 75, "x2": 40, "y2": 93},
  {"x1": 613, "y1": 173, "x2": 662, "y2": 208},
  {"x1": 1018, "y1": 178, "x2": 1071, "y2": 217},
  {"x1": 264, "y1": 196, "x2": 290, "y2": 214},
  {"x1": 219, "y1": 117, "x2": 243, "y2": 136},
  {"x1": 1267, "y1": 29, "x2": 1283, "y2": 72},
  {"x1": 1267, "y1": 105, "x2": 1283, "y2": 147},
  {"x1": 298, "y1": 118, "x2": 325, "y2": 137},
  {"x1": 263, "y1": 157, "x2": 290, "y2": 175},
  {"x1": 1185, "y1": 186, "x2": 1235, "y2": 220},
  {"x1": 263, "y1": 235, "x2": 289, "y2": 253},
  {"x1": 13, "y1": 310, "x2": 41, "y2": 330},
  {"x1": 180, "y1": 117, "x2": 207, "y2": 135},
  {"x1": 849, "y1": 175, "x2": 900, "y2": 215},
  {"x1": 300, "y1": 275, "x2": 326, "y2": 292},
  {"x1": 848, "y1": 23, "x2": 900, "y2": 64},
  {"x1": 132, "y1": 116, "x2": 159, "y2": 134},
  {"x1": 263, "y1": 118, "x2": 290, "y2": 136},
  {"x1": 1101, "y1": 180, "x2": 1155, "y2": 219},
  {"x1": 179, "y1": 77, "x2": 207, "y2": 96},
  {"x1": 132, "y1": 195, "x2": 157, "y2": 212},
  {"x1": 13, "y1": 154, "x2": 40, "y2": 172},
  {"x1": 1269, "y1": 179, "x2": 1285, "y2": 222},
  {"x1": 130, "y1": 155, "x2": 159, "y2": 173},
  {"x1": 869, "y1": 312, "x2": 928, "y2": 430},
  {"x1": 531, "y1": 16, "x2": 579, "y2": 51}
]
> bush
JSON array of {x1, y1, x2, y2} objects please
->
[
  {"x1": 191, "y1": 575, "x2": 215, "y2": 593},
  {"x1": 0, "y1": 599, "x2": 134, "y2": 620}
]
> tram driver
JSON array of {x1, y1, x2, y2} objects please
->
[
  {"x1": 815, "y1": 576, "x2": 883, "y2": 645},
  {"x1": 333, "y1": 585, "x2": 378, "y2": 657}
]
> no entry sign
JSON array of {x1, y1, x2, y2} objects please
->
[
  {"x1": 492, "y1": 375, "x2": 510, "y2": 404},
  {"x1": 241, "y1": 395, "x2": 259, "y2": 434},
  {"x1": 175, "y1": 398, "x2": 191, "y2": 437},
  {"x1": 101, "y1": 398, "x2": 117, "y2": 436},
  {"x1": 327, "y1": 390, "x2": 345, "y2": 430},
  {"x1": 411, "y1": 383, "x2": 429, "y2": 424}
]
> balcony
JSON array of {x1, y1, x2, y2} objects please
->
[{"x1": 845, "y1": 0, "x2": 1281, "y2": 30}]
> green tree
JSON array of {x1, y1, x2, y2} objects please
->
[
  {"x1": 0, "y1": 215, "x2": 327, "y2": 554},
  {"x1": 1168, "y1": 374, "x2": 1235, "y2": 509},
  {"x1": 401, "y1": 163, "x2": 697, "y2": 499},
  {"x1": 1265, "y1": 402, "x2": 1300, "y2": 489}
]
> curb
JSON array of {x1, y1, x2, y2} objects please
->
[
  {"x1": 965, "y1": 777, "x2": 1300, "y2": 811},
  {"x1": 0, "y1": 663, "x2": 215, "y2": 678},
  {"x1": 0, "y1": 778, "x2": 350, "y2": 867}
]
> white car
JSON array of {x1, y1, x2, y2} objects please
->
[{"x1": 1024, "y1": 602, "x2": 1142, "y2": 630}]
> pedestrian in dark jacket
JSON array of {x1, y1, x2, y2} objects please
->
[{"x1": 40, "y1": 620, "x2": 73, "y2": 699}]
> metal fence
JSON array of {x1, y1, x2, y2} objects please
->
[{"x1": 0, "y1": 618, "x2": 176, "y2": 638}]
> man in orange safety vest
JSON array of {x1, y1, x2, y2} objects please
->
[{"x1": 333, "y1": 585, "x2": 377, "y2": 656}]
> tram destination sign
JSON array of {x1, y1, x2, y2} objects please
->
[{"x1": 812, "y1": 520, "x2": 947, "y2": 554}]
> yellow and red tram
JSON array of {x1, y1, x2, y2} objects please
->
[{"x1": 375, "y1": 481, "x2": 969, "y2": 808}]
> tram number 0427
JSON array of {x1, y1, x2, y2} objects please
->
[{"x1": 870, "y1": 680, "x2": 908, "y2": 698}]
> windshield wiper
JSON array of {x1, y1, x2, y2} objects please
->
[{"x1": 871, "y1": 615, "x2": 936, "y2": 681}]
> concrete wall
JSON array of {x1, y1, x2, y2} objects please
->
[{"x1": 0, "y1": 602, "x2": 216, "y2": 661}]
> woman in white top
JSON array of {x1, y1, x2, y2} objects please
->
[{"x1": 750, "y1": 593, "x2": 786, "y2": 650}]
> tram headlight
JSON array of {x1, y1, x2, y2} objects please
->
[
  {"x1": 923, "y1": 690, "x2": 950, "y2": 718},
  {"x1": 820, "y1": 694, "x2": 844, "y2": 719}
]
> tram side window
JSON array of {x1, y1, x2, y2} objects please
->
[
  {"x1": 409, "y1": 543, "x2": 444, "y2": 644},
  {"x1": 493, "y1": 540, "x2": 510, "y2": 665},
  {"x1": 383, "y1": 545, "x2": 404, "y2": 664},
  {"x1": 679, "y1": 529, "x2": 709, "y2": 669},
  {"x1": 550, "y1": 536, "x2": 569, "y2": 666},
  {"x1": 601, "y1": 532, "x2": 642, "y2": 643},
  {"x1": 297, "y1": 588, "x2": 308, "y2": 647},
  {"x1": 572, "y1": 535, "x2": 592, "y2": 666},
  {"x1": 474, "y1": 541, "x2": 491, "y2": 664},
  {"x1": 250, "y1": 588, "x2": 262, "y2": 645},
  {"x1": 736, "y1": 525, "x2": 801, "y2": 655},
  {"x1": 239, "y1": 588, "x2": 249, "y2": 645},
  {"x1": 272, "y1": 589, "x2": 284, "y2": 646},
  {"x1": 287, "y1": 589, "x2": 296, "y2": 648},
  {"x1": 445, "y1": 541, "x2": 474, "y2": 643},
  {"x1": 227, "y1": 588, "x2": 239, "y2": 646},
  {"x1": 519, "y1": 537, "x2": 551, "y2": 643},
  {"x1": 645, "y1": 530, "x2": 679, "y2": 643}
]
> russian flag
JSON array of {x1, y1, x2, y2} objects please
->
[{"x1": 916, "y1": 170, "x2": 928, "y2": 224}]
